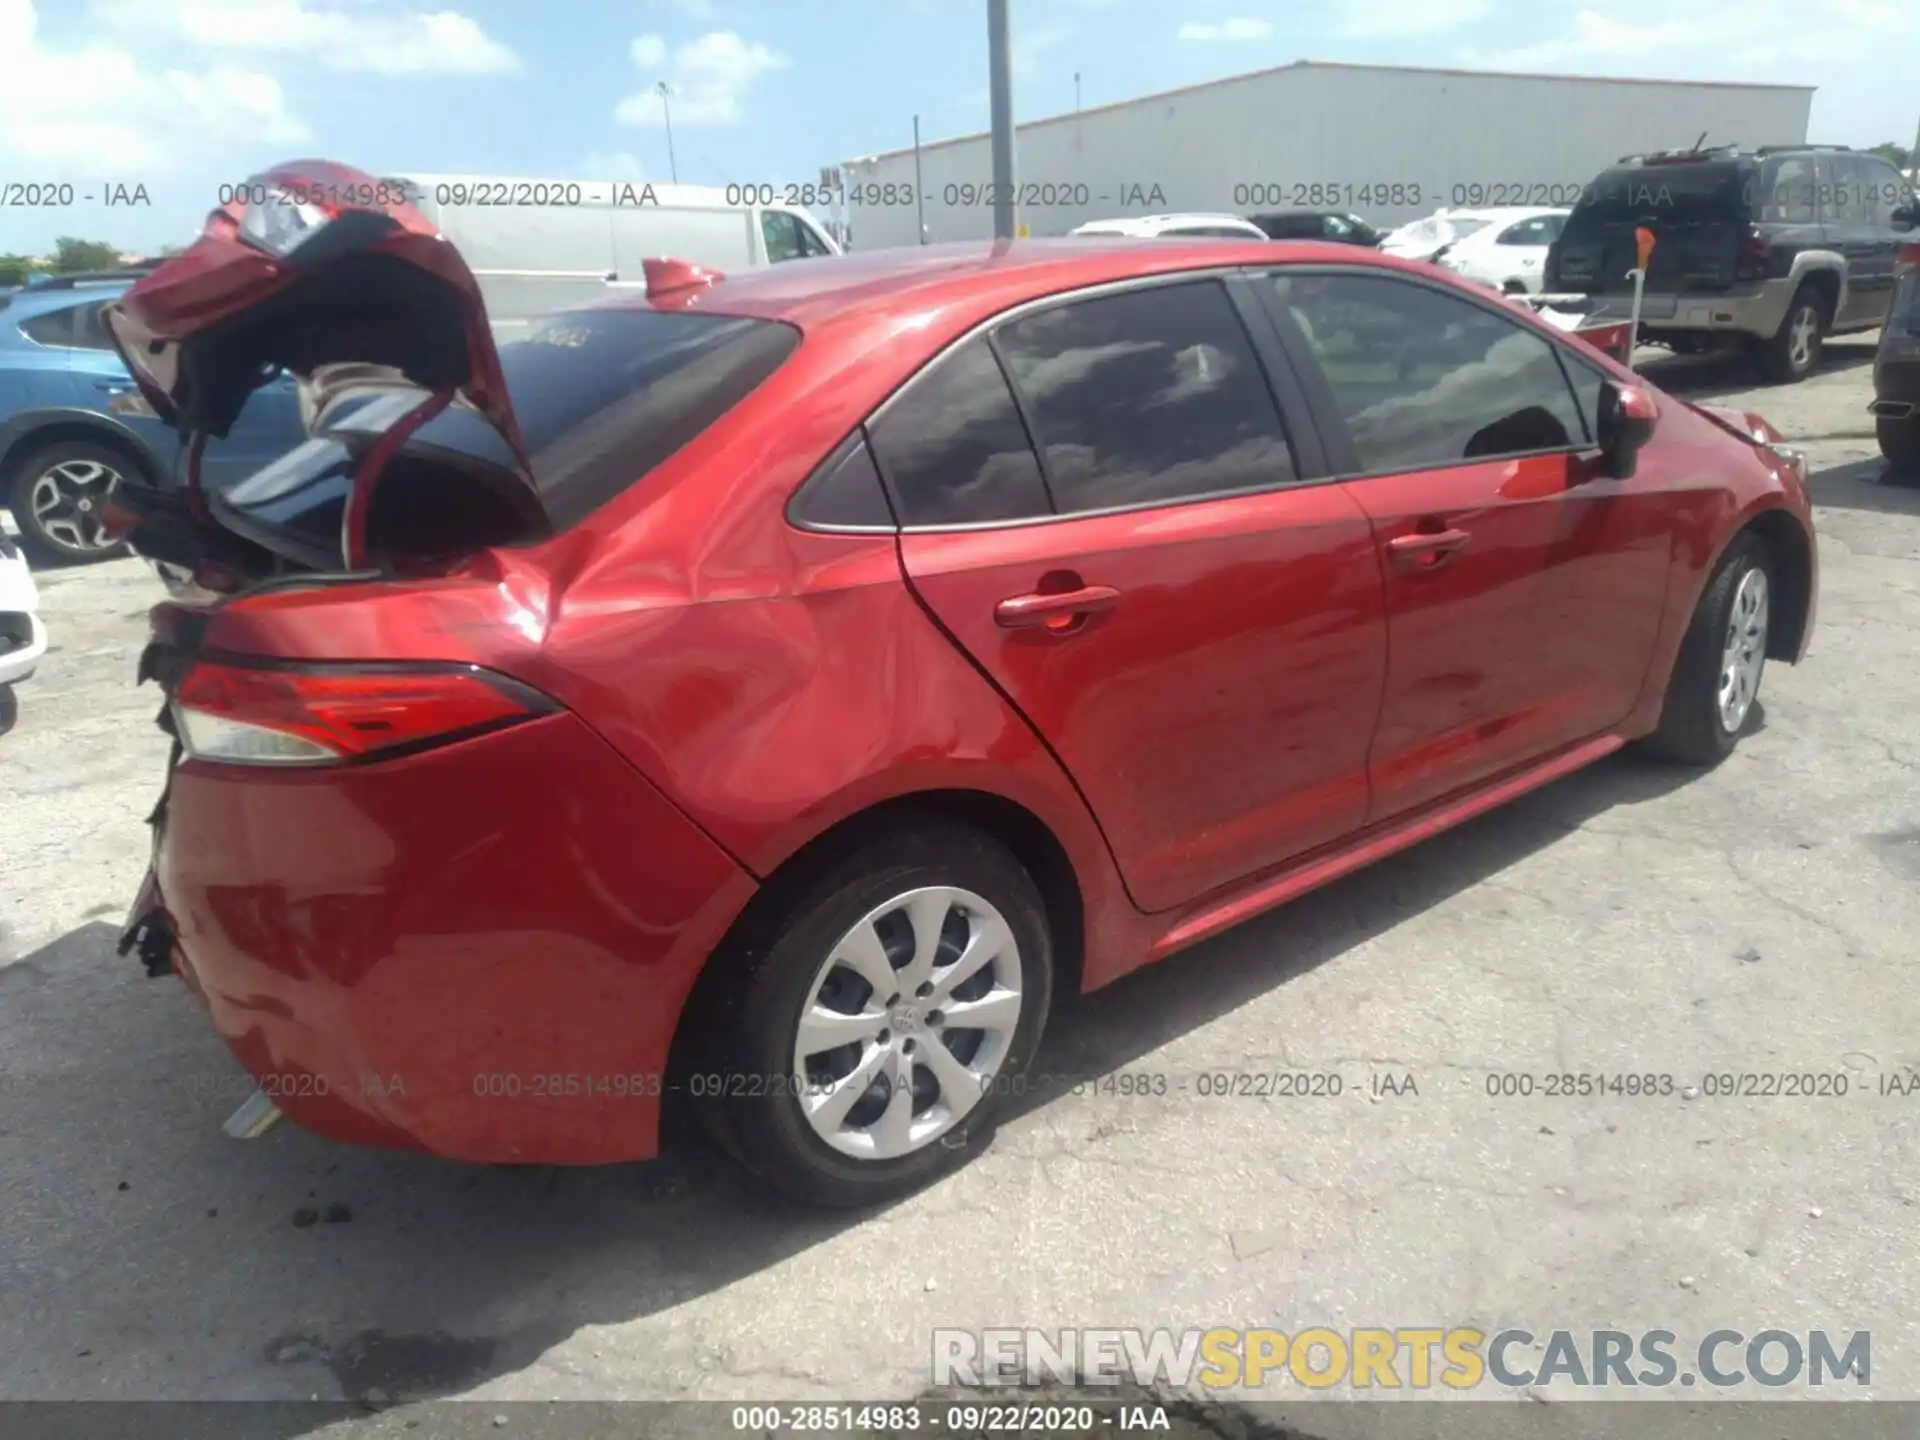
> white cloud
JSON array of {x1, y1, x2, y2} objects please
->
[
  {"x1": 631, "y1": 33, "x2": 669, "y2": 70},
  {"x1": 98, "y1": 0, "x2": 520, "y2": 76},
  {"x1": 1339, "y1": 0, "x2": 1489, "y2": 38},
  {"x1": 1177, "y1": 17, "x2": 1273, "y2": 41},
  {"x1": 614, "y1": 30, "x2": 787, "y2": 127},
  {"x1": 0, "y1": 0, "x2": 307, "y2": 168},
  {"x1": 1014, "y1": 23, "x2": 1074, "y2": 75},
  {"x1": 1459, "y1": 10, "x2": 1718, "y2": 68}
]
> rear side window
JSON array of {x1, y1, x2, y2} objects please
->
[
  {"x1": 1268, "y1": 271, "x2": 1586, "y2": 473},
  {"x1": 867, "y1": 337, "x2": 1051, "y2": 526},
  {"x1": 19, "y1": 300, "x2": 113, "y2": 350},
  {"x1": 489, "y1": 308, "x2": 798, "y2": 528},
  {"x1": 1763, "y1": 156, "x2": 1818, "y2": 224},
  {"x1": 994, "y1": 280, "x2": 1297, "y2": 513}
]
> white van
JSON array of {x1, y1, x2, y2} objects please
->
[{"x1": 392, "y1": 174, "x2": 840, "y2": 332}]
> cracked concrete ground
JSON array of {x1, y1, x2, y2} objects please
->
[{"x1": 1, "y1": 333, "x2": 1917, "y2": 1436}]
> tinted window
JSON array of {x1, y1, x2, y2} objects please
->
[
  {"x1": 867, "y1": 337, "x2": 1050, "y2": 526},
  {"x1": 790, "y1": 433, "x2": 895, "y2": 529},
  {"x1": 1763, "y1": 156, "x2": 1817, "y2": 224},
  {"x1": 1269, "y1": 272, "x2": 1586, "y2": 473},
  {"x1": 1498, "y1": 216, "x2": 1558, "y2": 246},
  {"x1": 1322, "y1": 215, "x2": 1354, "y2": 239},
  {"x1": 1568, "y1": 162, "x2": 1755, "y2": 232},
  {"x1": 397, "y1": 308, "x2": 799, "y2": 528},
  {"x1": 1554, "y1": 352, "x2": 1605, "y2": 447},
  {"x1": 1163, "y1": 225, "x2": 1257, "y2": 238},
  {"x1": 995, "y1": 281, "x2": 1297, "y2": 513},
  {"x1": 19, "y1": 300, "x2": 113, "y2": 349},
  {"x1": 1844, "y1": 156, "x2": 1887, "y2": 224},
  {"x1": 1819, "y1": 155, "x2": 1857, "y2": 222},
  {"x1": 761, "y1": 211, "x2": 805, "y2": 263}
]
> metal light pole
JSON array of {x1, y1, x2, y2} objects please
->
[
  {"x1": 913, "y1": 116, "x2": 927, "y2": 244},
  {"x1": 1075, "y1": 71, "x2": 1081, "y2": 112},
  {"x1": 987, "y1": 0, "x2": 1016, "y2": 240},
  {"x1": 656, "y1": 82, "x2": 678, "y2": 183}
]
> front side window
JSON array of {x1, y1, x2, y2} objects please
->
[
  {"x1": 1498, "y1": 217, "x2": 1556, "y2": 247},
  {"x1": 866, "y1": 337, "x2": 1051, "y2": 526},
  {"x1": 994, "y1": 280, "x2": 1297, "y2": 514},
  {"x1": 1266, "y1": 271, "x2": 1588, "y2": 473},
  {"x1": 761, "y1": 210, "x2": 806, "y2": 263},
  {"x1": 1321, "y1": 215, "x2": 1354, "y2": 239},
  {"x1": 794, "y1": 217, "x2": 835, "y2": 257}
]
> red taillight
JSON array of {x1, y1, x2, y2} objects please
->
[
  {"x1": 1735, "y1": 225, "x2": 1771, "y2": 282},
  {"x1": 1897, "y1": 243, "x2": 1920, "y2": 276},
  {"x1": 171, "y1": 659, "x2": 553, "y2": 766}
]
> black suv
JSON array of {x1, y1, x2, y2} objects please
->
[{"x1": 1544, "y1": 145, "x2": 1920, "y2": 383}]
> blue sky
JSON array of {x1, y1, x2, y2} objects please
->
[{"x1": 1, "y1": 0, "x2": 1915, "y2": 254}]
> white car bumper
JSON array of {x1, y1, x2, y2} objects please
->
[{"x1": 0, "y1": 548, "x2": 46, "y2": 687}]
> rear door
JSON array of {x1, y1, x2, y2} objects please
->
[
  {"x1": 1254, "y1": 268, "x2": 1672, "y2": 821},
  {"x1": 885, "y1": 276, "x2": 1388, "y2": 913}
]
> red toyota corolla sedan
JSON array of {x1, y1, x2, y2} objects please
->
[{"x1": 104, "y1": 163, "x2": 1816, "y2": 1207}]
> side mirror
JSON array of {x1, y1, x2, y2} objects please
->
[
  {"x1": 1892, "y1": 202, "x2": 1920, "y2": 230},
  {"x1": 1596, "y1": 380, "x2": 1657, "y2": 479}
]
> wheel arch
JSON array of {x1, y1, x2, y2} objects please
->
[
  {"x1": 0, "y1": 415, "x2": 161, "y2": 498},
  {"x1": 663, "y1": 786, "x2": 1088, "y2": 1093},
  {"x1": 1742, "y1": 505, "x2": 1815, "y2": 662}
]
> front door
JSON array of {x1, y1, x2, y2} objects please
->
[
  {"x1": 877, "y1": 279, "x2": 1388, "y2": 913},
  {"x1": 1255, "y1": 267, "x2": 1673, "y2": 821}
]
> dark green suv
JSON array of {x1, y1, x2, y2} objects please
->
[{"x1": 1546, "y1": 145, "x2": 1920, "y2": 383}]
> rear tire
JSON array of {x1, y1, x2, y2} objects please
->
[
  {"x1": 1639, "y1": 534, "x2": 1772, "y2": 766},
  {"x1": 0, "y1": 683, "x2": 15, "y2": 737},
  {"x1": 6, "y1": 438, "x2": 137, "y2": 565},
  {"x1": 1753, "y1": 287, "x2": 1827, "y2": 384},
  {"x1": 1879, "y1": 416, "x2": 1920, "y2": 480},
  {"x1": 691, "y1": 821, "x2": 1053, "y2": 1209}
]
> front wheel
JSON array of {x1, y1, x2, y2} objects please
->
[
  {"x1": 1879, "y1": 415, "x2": 1920, "y2": 481},
  {"x1": 692, "y1": 823, "x2": 1053, "y2": 1208},
  {"x1": 1640, "y1": 534, "x2": 1772, "y2": 765}
]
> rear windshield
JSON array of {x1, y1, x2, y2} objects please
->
[
  {"x1": 387, "y1": 307, "x2": 800, "y2": 529},
  {"x1": 1566, "y1": 162, "x2": 1756, "y2": 230}
]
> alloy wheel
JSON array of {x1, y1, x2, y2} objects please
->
[
  {"x1": 29, "y1": 458, "x2": 123, "y2": 554},
  {"x1": 1717, "y1": 567, "x2": 1769, "y2": 734},
  {"x1": 1787, "y1": 306, "x2": 1818, "y2": 373},
  {"x1": 793, "y1": 885, "x2": 1023, "y2": 1161}
]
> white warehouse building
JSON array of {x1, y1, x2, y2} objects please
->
[{"x1": 837, "y1": 60, "x2": 1814, "y2": 250}]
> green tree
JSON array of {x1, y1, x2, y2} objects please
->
[
  {"x1": 0, "y1": 254, "x2": 35, "y2": 287},
  {"x1": 50, "y1": 237, "x2": 123, "y2": 273},
  {"x1": 1867, "y1": 142, "x2": 1912, "y2": 169}
]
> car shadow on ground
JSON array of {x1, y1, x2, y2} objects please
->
[
  {"x1": 1633, "y1": 335, "x2": 1877, "y2": 404},
  {"x1": 1, "y1": 749, "x2": 1703, "y2": 1416},
  {"x1": 1806, "y1": 455, "x2": 1920, "y2": 515}
]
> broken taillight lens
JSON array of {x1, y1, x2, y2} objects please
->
[
  {"x1": 171, "y1": 659, "x2": 555, "y2": 766},
  {"x1": 1735, "y1": 225, "x2": 1771, "y2": 282}
]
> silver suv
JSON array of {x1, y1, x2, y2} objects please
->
[{"x1": 1545, "y1": 145, "x2": 1920, "y2": 383}]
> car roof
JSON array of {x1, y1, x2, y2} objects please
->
[
  {"x1": 0, "y1": 277, "x2": 133, "y2": 321},
  {"x1": 611, "y1": 236, "x2": 1442, "y2": 335}
]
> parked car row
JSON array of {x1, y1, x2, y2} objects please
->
[{"x1": 99, "y1": 159, "x2": 1818, "y2": 1207}]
